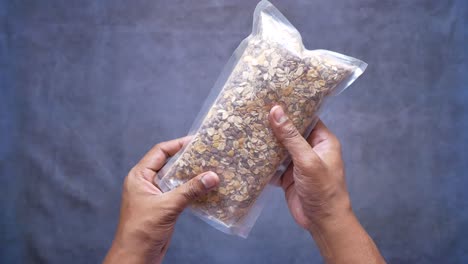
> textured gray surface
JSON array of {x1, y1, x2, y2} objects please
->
[{"x1": 1, "y1": 0, "x2": 467, "y2": 263}]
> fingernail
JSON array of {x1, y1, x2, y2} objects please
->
[
  {"x1": 272, "y1": 105, "x2": 288, "y2": 124},
  {"x1": 201, "y1": 172, "x2": 219, "y2": 189}
]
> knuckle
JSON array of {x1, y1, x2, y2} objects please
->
[
  {"x1": 332, "y1": 136, "x2": 342, "y2": 150},
  {"x1": 281, "y1": 123, "x2": 299, "y2": 140},
  {"x1": 301, "y1": 157, "x2": 316, "y2": 170},
  {"x1": 154, "y1": 143, "x2": 162, "y2": 150},
  {"x1": 327, "y1": 134, "x2": 341, "y2": 150},
  {"x1": 129, "y1": 165, "x2": 139, "y2": 176},
  {"x1": 124, "y1": 166, "x2": 142, "y2": 189},
  {"x1": 159, "y1": 196, "x2": 179, "y2": 211},
  {"x1": 158, "y1": 203, "x2": 181, "y2": 222},
  {"x1": 297, "y1": 153, "x2": 324, "y2": 172},
  {"x1": 130, "y1": 165, "x2": 144, "y2": 178},
  {"x1": 159, "y1": 210, "x2": 180, "y2": 225},
  {"x1": 182, "y1": 180, "x2": 201, "y2": 201},
  {"x1": 298, "y1": 159, "x2": 316, "y2": 173}
]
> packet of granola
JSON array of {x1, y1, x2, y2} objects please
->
[{"x1": 157, "y1": 0, "x2": 367, "y2": 237}]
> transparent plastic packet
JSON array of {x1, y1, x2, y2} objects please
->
[{"x1": 156, "y1": 0, "x2": 367, "y2": 238}]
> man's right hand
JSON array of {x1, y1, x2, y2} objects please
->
[{"x1": 269, "y1": 105, "x2": 385, "y2": 264}]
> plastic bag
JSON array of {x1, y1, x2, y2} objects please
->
[{"x1": 156, "y1": 0, "x2": 367, "y2": 237}]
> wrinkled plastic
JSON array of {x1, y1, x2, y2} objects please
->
[{"x1": 156, "y1": 0, "x2": 367, "y2": 237}]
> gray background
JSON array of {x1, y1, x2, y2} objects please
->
[{"x1": 1, "y1": 0, "x2": 467, "y2": 263}]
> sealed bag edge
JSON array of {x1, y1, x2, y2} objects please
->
[{"x1": 156, "y1": 0, "x2": 368, "y2": 238}]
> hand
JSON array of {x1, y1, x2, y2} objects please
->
[
  {"x1": 269, "y1": 105, "x2": 352, "y2": 231},
  {"x1": 104, "y1": 137, "x2": 219, "y2": 264},
  {"x1": 269, "y1": 105, "x2": 385, "y2": 263}
]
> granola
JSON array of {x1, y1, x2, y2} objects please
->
[
  {"x1": 156, "y1": 0, "x2": 366, "y2": 236},
  {"x1": 160, "y1": 39, "x2": 355, "y2": 225}
]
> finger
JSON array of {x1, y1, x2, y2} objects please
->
[
  {"x1": 138, "y1": 136, "x2": 192, "y2": 172},
  {"x1": 280, "y1": 163, "x2": 294, "y2": 192},
  {"x1": 270, "y1": 162, "x2": 293, "y2": 187},
  {"x1": 164, "y1": 171, "x2": 219, "y2": 210},
  {"x1": 269, "y1": 105, "x2": 321, "y2": 167},
  {"x1": 306, "y1": 118, "x2": 341, "y2": 153},
  {"x1": 306, "y1": 120, "x2": 343, "y2": 170},
  {"x1": 306, "y1": 119, "x2": 339, "y2": 150}
]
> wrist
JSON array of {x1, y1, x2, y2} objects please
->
[
  {"x1": 105, "y1": 242, "x2": 155, "y2": 264},
  {"x1": 105, "y1": 232, "x2": 164, "y2": 264},
  {"x1": 305, "y1": 207, "x2": 385, "y2": 263},
  {"x1": 307, "y1": 205, "x2": 356, "y2": 236}
]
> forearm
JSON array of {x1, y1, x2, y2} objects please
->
[
  {"x1": 309, "y1": 211, "x2": 385, "y2": 264},
  {"x1": 104, "y1": 246, "x2": 148, "y2": 264},
  {"x1": 103, "y1": 238, "x2": 164, "y2": 264}
]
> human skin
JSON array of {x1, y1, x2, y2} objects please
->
[
  {"x1": 104, "y1": 105, "x2": 385, "y2": 264},
  {"x1": 268, "y1": 105, "x2": 385, "y2": 263},
  {"x1": 103, "y1": 137, "x2": 220, "y2": 264}
]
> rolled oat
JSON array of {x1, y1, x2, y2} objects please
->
[{"x1": 157, "y1": 0, "x2": 367, "y2": 237}]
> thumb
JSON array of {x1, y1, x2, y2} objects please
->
[
  {"x1": 165, "y1": 171, "x2": 220, "y2": 210},
  {"x1": 268, "y1": 105, "x2": 320, "y2": 167}
]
